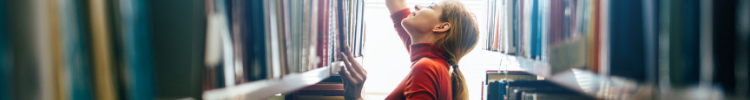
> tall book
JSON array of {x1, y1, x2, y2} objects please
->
[
  {"x1": 354, "y1": 0, "x2": 364, "y2": 57},
  {"x1": 244, "y1": 0, "x2": 268, "y2": 82},
  {"x1": 149, "y1": 0, "x2": 207, "y2": 99},
  {"x1": 284, "y1": 0, "x2": 299, "y2": 74},
  {"x1": 329, "y1": 0, "x2": 339, "y2": 75},
  {"x1": 46, "y1": 0, "x2": 67, "y2": 99},
  {"x1": 59, "y1": 0, "x2": 94, "y2": 99},
  {"x1": 301, "y1": 0, "x2": 310, "y2": 72},
  {"x1": 0, "y1": 0, "x2": 9, "y2": 98},
  {"x1": 231, "y1": 0, "x2": 248, "y2": 84},
  {"x1": 119, "y1": 0, "x2": 154, "y2": 99},
  {"x1": 88, "y1": 0, "x2": 118, "y2": 99},
  {"x1": 337, "y1": 0, "x2": 348, "y2": 57},
  {"x1": 317, "y1": 0, "x2": 330, "y2": 68},
  {"x1": 276, "y1": 0, "x2": 288, "y2": 78},
  {"x1": 261, "y1": 0, "x2": 281, "y2": 79},
  {"x1": 328, "y1": 0, "x2": 340, "y2": 66}
]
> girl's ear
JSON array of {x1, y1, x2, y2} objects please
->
[{"x1": 432, "y1": 22, "x2": 451, "y2": 33}]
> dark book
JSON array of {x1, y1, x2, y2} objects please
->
[
  {"x1": 120, "y1": 0, "x2": 154, "y2": 99},
  {"x1": 0, "y1": 0, "x2": 8, "y2": 99}
]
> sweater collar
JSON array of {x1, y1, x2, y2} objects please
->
[{"x1": 409, "y1": 43, "x2": 449, "y2": 62}]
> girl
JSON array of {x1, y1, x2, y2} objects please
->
[{"x1": 338, "y1": 0, "x2": 479, "y2": 99}]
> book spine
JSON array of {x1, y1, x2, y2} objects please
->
[
  {"x1": 283, "y1": 0, "x2": 294, "y2": 74},
  {"x1": 301, "y1": 0, "x2": 310, "y2": 72},
  {"x1": 232, "y1": 0, "x2": 247, "y2": 83},
  {"x1": 88, "y1": 0, "x2": 118, "y2": 99},
  {"x1": 0, "y1": 0, "x2": 8, "y2": 99},
  {"x1": 352, "y1": 0, "x2": 359, "y2": 57},
  {"x1": 317, "y1": 0, "x2": 327, "y2": 68},
  {"x1": 60, "y1": 0, "x2": 95, "y2": 99},
  {"x1": 120, "y1": 0, "x2": 154, "y2": 99},
  {"x1": 264, "y1": 0, "x2": 282, "y2": 79},
  {"x1": 276, "y1": 0, "x2": 288, "y2": 77},
  {"x1": 357, "y1": 0, "x2": 364, "y2": 57}
]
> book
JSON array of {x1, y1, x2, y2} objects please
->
[
  {"x1": 0, "y1": 0, "x2": 9, "y2": 99},
  {"x1": 148, "y1": 0, "x2": 208, "y2": 99},
  {"x1": 201, "y1": 0, "x2": 366, "y2": 98},
  {"x1": 317, "y1": 0, "x2": 330, "y2": 68},
  {"x1": 59, "y1": 0, "x2": 95, "y2": 99},
  {"x1": 45, "y1": 1, "x2": 67, "y2": 100},
  {"x1": 263, "y1": 0, "x2": 283, "y2": 79},
  {"x1": 248, "y1": 0, "x2": 268, "y2": 82},
  {"x1": 88, "y1": 0, "x2": 118, "y2": 99},
  {"x1": 119, "y1": 0, "x2": 154, "y2": 99},
  {"x1": 356, "y1": 0, "x2": 364, "y2": 57}
]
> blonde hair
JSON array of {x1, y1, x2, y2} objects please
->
[{"x1": 434, "y1": 0, "x2": 478, "y2": 100}]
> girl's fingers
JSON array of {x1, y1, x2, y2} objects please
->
[
  {"x1": 339, "y1": 47, "x2": 366, "y2": 76},
  {"x1": 339, "y1": 66, "x2": 350, "y2": 79},
  {"x1": 341, "y1": 53, "x2": 364, "y2": 84},
  {"x1": 343, "y1": 44, "x2": 351, "y2": 54},
  {"x1": 339, "y1": 66, "x2": 356, "y2": 85},
  {"x1": 341, "y1": 63, "x2": 359, "y2": 85},
  {"x1": 344, "y1": 52, "x2": 366, "y2": 75}
]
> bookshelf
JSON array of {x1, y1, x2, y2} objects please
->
[
  {"x1": 202, "y1": 0, "x2": 366, "y2": 99},
  {"x1": 203, "y1": 66, "x2": 331, "y2": 99},
  {"x1": 202, "y1": 56, "x2": 363, "y2": 99},
  {"x1": 0, "y1": 0, "x2": 365, "y2": 99}
]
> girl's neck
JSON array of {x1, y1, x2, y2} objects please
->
[{"x1": 411, "y1": 32, "x2": 441, "y2": 44}]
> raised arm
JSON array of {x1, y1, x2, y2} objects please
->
[
  {"x1": 387, "y1": 0, "x2": 413, "y2": 52},
  {"x1": 386, "y1": 0, "x2": 408, "y2": 14}
]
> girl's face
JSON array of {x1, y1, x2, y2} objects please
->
[{"x1": 402, "y1": 2, "x2": 445, "y2": 36}]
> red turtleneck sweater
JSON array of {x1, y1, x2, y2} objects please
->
[{"x1": 384, "y1": 8, "x2": 453, "y2": 100}]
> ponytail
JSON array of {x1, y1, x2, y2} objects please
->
[
  {"x1": 450, "y1": 63, "x2": 468, "y2": 100},
  {"x1": 434, "y1": 0, "x2": 478, "y2": 99}
]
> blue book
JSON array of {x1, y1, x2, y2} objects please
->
[
  {"x1": 59, "y1": 0, "x2": 94, "y2": 99},
  {"x1": 120, "y1": 0, "x2": 154, "y2": 99},
  {"x1": 531, "y1": 0, "x2": 541, "y2": 60},
  {"x1": 0, "y1": 0, "x2": 9, "y2": 99},
  {"x1": 245, "y1": 0, "x2": 268, "y2": 81},
  {"x1": 609, "y1": 0, "x2": 646, "y2": 82}
]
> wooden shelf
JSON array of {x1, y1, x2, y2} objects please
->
[{"x1": 202, "y1": 66, "x2": 331, "y2": 100}]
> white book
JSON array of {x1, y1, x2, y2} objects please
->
[{"x1": 265, "y1": 0, "x2": 282, "y2": 79}]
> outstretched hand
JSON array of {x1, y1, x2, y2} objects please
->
[{"x1": 339, "y1": 45, "x2": 367, "y2": 100}]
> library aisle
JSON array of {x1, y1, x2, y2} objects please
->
[{"x1": 1, "y1": 0, "x2": 749, "y2": 100}]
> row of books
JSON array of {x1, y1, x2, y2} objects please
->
[
  {"x1": 0, "y1": 0, "x2": 136, "y2": 100},
  {"x1": 201, "y1": 0, "x2": 366, "y2": 92},
  {"x1": 0, "y1": 0, "x2": 367, "y2": 99},
  {"x1": 483, "y1": 0, "x2": 551, "y2": 61},
  {"x1": 0, "y1": 0, "x2": 210, "y2": 99},
  {"x1": 484, "y1": 70, "x2": 595, "y2": 100},
  {"x1": 483, "y1": 0, "x2": 603, "y2": 74},
  {"x1": 485, "y1": 0, "x2": 750, "y2": 97}
]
